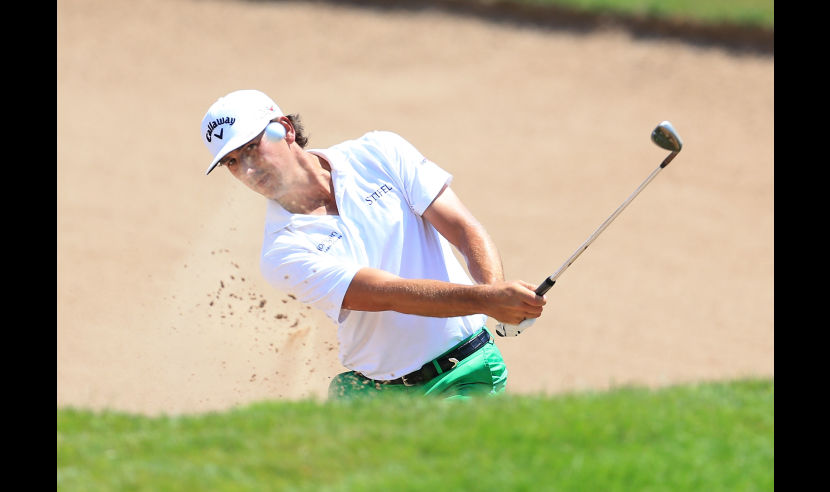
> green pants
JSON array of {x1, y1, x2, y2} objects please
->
[{"x1": 328, "y1": 327, "x2": 507, "y2": 400}]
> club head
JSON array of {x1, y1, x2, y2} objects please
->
[{"x1": 651, "y1": 121, "x2": 683, "y2": 152}]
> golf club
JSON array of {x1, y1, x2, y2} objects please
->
[{"x1": 495, "y1": 121, "x2": 684, "y2": 337}]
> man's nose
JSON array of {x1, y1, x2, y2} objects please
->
[{"x1": 240, "y1": 156, "x2": 259, "y2": 175}]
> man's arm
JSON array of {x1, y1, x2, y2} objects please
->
[
  {"x1": 341, "y1": 267, "x2": 543, "y2": 326},
  {"x1": 340, "y1": 185, "x2": 545, "y2": 325},
  {"x1": 421, "y1": 185, "x2": 503, "y2": 285}
]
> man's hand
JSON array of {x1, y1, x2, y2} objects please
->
[{"x1": 480, "y1": 280, "x2": 546, "y2": 325}]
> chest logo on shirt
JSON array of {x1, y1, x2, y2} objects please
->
[
  {"x1": 317, "y1": 231, "x2": 343, "y2": 252},
  {"x1": 364, "y1": 183, "x2": 394, "y2": 205}
]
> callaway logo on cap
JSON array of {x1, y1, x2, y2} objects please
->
[{"x1": 200, "y1": 89, "x2": 283, "y2": 175}]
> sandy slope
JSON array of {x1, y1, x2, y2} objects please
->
[{"x1": 57, "y1": 0, "x2": 774, "y2": 415}]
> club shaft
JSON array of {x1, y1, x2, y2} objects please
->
[{"x1": 535, "y1": 151, "x2": 679, "y2": 296}]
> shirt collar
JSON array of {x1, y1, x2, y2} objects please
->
[
  {"x1": 264, "y1": 199, "x2": 294, "y2": 234},
  {"x1": 263, "y1": 147, "x2": 347, "y2": 234}
]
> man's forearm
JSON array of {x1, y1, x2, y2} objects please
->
[
  {"x1": 342, "y1": 268, "x2": 487, "y2": 317},
  {"x1": 454, "y1": 223, "x2": 505, "y2": 285},
  {"x1": 420, "y1": 186, "x2": 504, "y2": 285},
  {"x1": 341, "y1": 268, "x2": 543, "y2": 324}
]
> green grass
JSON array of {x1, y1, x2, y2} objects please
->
[
  {"x1": 58, "y1": 378, "x2": 773, "y2": 491},
  {"x1": 488, "y1": 0, "x2": 774, "y2": 29}
]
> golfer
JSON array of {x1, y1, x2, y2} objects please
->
[{"x1": 200, "y1": 89, "x2": 545, "y2": 399}]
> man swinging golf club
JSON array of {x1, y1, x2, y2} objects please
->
[{"x1": 200, "y1": 89, "x2": 546, "y2": 400}]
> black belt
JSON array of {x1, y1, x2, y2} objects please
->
[{"x1": 384, "y1": 329, "x2": 491, "y2": 386}]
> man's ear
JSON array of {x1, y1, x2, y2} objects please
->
[
  {"x1": 280, "y1": 116, "x2": 296, "y2": 144},
  {"x1": 265, "y1": 121, "x2": 287, "y2": 142}
]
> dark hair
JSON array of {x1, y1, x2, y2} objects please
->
[{"x1": 286, "y1": 114, "x2": 309, "y2": 148}]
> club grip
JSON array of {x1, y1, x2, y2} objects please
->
[
  {"x1": 496, "y1": 278, "x2": 553, "y2": 337},
  {"x1": 535, "y1": 278, "x2": 556, "y2": 296}
]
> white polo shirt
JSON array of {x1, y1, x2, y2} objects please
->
[{"x1": 259, "y1": 131, "x2": 486, "y2": 380}]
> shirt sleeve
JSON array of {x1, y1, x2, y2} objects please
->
[
  {"x1": 370, "y1": 131, "x2": 453, "y2": 216},
  {"x1": 260, "y1": 235, "x2": 362, "y2": 323}
]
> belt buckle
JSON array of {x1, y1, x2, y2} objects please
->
[{"x1": 401, "y1": 373, "x2": 416, "y2": 386}]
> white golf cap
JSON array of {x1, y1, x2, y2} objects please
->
[{"x1": 200, "y1": 89, "x2": 283, "y2": 175}]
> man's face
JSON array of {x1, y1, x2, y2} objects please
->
[{"x1": 217, "y1": 121, "x2": 291, "y2": 200}]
